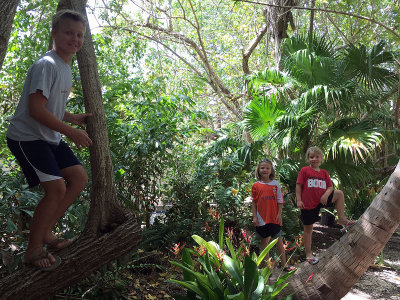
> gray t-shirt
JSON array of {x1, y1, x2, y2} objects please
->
[{"x1": 7, "y1": 50, "x2": 72, "y2": 145}]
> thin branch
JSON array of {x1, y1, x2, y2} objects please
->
[
  {"x1": 242, "y1": 23, "x2": 269, "y2": 74},
  {"x1": 138, "y1": 32, "x2": 205, "y2": 78},
  {"x1": 323, "y1": 8, "x2": 351, "y2": 44},
  {"x1": 234, "y1": 0, "x2": 400, "y2": 40}
]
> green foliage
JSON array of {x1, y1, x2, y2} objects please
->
[
  {"x1": 169, "y1": 219, "x2": 293, "y2": 300},
  {"x1": 244, "y1": 34, "x2": 399, "y2": 210}
]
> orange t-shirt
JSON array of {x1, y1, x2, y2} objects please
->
[{"x1": 251, "y1": 180, "x2": 283, "y2": 225}]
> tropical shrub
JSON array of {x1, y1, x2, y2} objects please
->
[{"x1": 169, "y1": 219, "x2": 294, "y2": 299}]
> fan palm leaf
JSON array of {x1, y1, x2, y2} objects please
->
[
  {"x1": 343, "y1": 41, "x2": 397, "y2": 91},
  {"x1": 318, "y1": 118, "x2": 384, "y2": 164},
  {"x1": 244, "y1": 93, "x2": 285, "y2": 140}
]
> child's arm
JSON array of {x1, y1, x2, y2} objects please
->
[
  {"x1": 29, "y1": 91, "x2": 92, "y2": 150},
  {"x1": 251, "y1": 201, "x2": 259, "y2": 226},
  {"x1": 276, "y1": 203, "x2": 283, "y2": 226},
  {"x1": 296, "y1": 183, "x2": 304, "y2": 209},
  {"x1": 320, "y1": 186, "x2": 333, "y2": 205}
]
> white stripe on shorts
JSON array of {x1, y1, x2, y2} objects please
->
[{"x1": 18, "y1": 141, "x2": 62, "y2": 183}]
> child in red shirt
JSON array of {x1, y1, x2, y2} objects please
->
[
  {"x1": 296, "y1": 147, "x2": 355, "y2": 264},
  {"x1": 252, "y1": 159, "x2": 295, "y2": 272}
]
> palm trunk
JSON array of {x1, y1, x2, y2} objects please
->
[{"x1": 280, "y1": 160, "x2": 400, "y2": 299}]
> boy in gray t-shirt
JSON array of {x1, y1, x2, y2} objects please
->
[{"x1": 6, "y1": 10, "x2": 92, "y2": 270}]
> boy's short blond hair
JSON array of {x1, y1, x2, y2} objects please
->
[
  {"x1": 305, "y1": 146, "x2": 323, "y2": 162},
  {"x1": 52, "y1": 9, "x2": 87, "y2": 33}
]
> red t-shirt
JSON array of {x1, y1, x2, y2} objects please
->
[
  {"x1": 296, "y1": 166, "x2": 333, "y2": 209},
  {"x1": 251, "y1": 180, "x2": 283, "y2": 225}
]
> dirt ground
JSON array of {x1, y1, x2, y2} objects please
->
[{"x1": 312, "y1": 223, "x2": 400, "y2": 300}]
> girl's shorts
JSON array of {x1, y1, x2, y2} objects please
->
[
  {"x1": 7, "y1": 137, "x2": 81, "y2": 187},
  {"x1": 301, "y1": 191, "x2": 335, "y2": 225},
  {"x1": 256, "y1": 223, "x2": 282, "y2": 239}
]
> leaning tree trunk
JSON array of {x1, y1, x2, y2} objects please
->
[
  {"x1": 0, "y1": 0, "x2": 19, "y2": 70},
  {"x1": 0, "y1": 1, "x2": 141, "y2": 299},
  {"x1": 279, "y1": 159, "x2": 400, "y2": 299}
]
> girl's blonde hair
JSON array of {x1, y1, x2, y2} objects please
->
[
  {"x1": 255, "y1": 159, "x2": 275, "y2": 180},
  {"x1": 305, "y1": 146, "x2": 324, "y2": 162}
]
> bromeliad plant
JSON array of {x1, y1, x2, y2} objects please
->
[{"x1": 169, "y1": 219, "x2": 294, "y2": 299}]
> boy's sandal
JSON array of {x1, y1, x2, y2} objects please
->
[
  {"x1": 47, "y1": 237, "x2": 76, "y2": 250},
  {"x1": 283, "y1": 265, "x2": 296, "y2": 272},
  {"x1": 306, "y1": 256, "x2": 319, "y2": 265},
  {"x1": 24, "y1": 250, "x2": 61, "y2": 271},
  {"x1": 340, "y1": 220, "x2": 356, "y2": 233}
]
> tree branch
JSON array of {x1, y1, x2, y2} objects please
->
[
  {"x1": 234, "y1": 0, "x2": 400, "y2": 40},
  {"x1": 242, "y1": 24, "x2": 269, "y2": 74}
]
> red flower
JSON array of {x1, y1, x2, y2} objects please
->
[
  {"x1": 226, "y1": 227, "x2": 234, "y2": 240},
  {"x1": 205, "y1": 222, "x2": 211, "y2": 231},
  {"x1": 169, "y1": 242, "x2": 185, "y2": 256},
  {"x1": 217, "y1": 249, "x2": 225, "y2": 261},
  {"x1": 194, "y1": 245, "x2": 207, "y2": 256},
  {"x1": 306, "y1": 272, "x2": 315, "y2": 283}
]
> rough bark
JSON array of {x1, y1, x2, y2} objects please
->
[
  {"x1": 0, "y1": 216, "x2": 142, "y2": 300},
  {"x1": 0, "y1": 0, "x2": 19, "y2": 70},
  {"x1": 279, "y1": 159, "x2": 400, "y2": 299},
  {"x1": 309, "y1": 0, "x2": 316, "y2": 44},
  {"x1": 263, "y1": 0, "x2": 296, "y2": 66}
]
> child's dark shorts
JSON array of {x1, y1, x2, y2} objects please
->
[
  {"x1": 256, "y1": 223, "x2": 282, "y2": 239},
  {"x1": 7, "y1": 138, "x2": 81, "y2": 187},
  {"x1": 300, "y1": 191, "x2": 335, "y2": 225}
]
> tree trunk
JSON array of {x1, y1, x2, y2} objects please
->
[
  {"x1": 0, "y1": 0, "x2": 19, "y2": 70},
  {"x1": 56, "y1": 0, "x2": 129, "y2": 234},
  {"x1": 0, "y1": 217, "x2": 141, "y2": 300},
  {"x1": 263, "y1": 0, "x2": 296, "y2": 67},
  {"x1": 309, "y1": 0, "x2": 316, "y2": 45},
  {"x1": 0, "y1": 1, "x2": 142, "y2": 298},
  {"x1": 280, "y1": 159, "x2": 400, "y2": 299}
]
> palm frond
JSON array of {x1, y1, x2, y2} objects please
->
[
  {"x1": 244, "y1": 93, "x2": 285, "y2": 140},
  {"x1": 282, "y1": 49, "x2": 338, "y2": 87},
  {"x1": 246, "y1": 68, "x2": 299, "y2": 102},
  {"x1": 281, "y1": 34, "x2": 336, "y2": 58},
  {"x1": 320, "y1": 118, "x2": 384, "y2": 164},
  {"x1": 322, "y1": 158, "x2": 372, "y2": 190},
  {"x1": 343, "y1": 41, "x2": 397, "y2": 90}
]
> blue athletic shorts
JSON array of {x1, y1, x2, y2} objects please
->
[
  {"x1": 7, "y1": 137, "x2": 81, "y2": 187},
  {"x1": 300, "y1": 191, "x2": 335, "y2": 225}
]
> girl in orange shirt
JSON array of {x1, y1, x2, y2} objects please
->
[{"x1": 252, "y1": 159, "x2": 295, "y2": 272}]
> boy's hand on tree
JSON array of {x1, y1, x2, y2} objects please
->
[
  {"x1": 297, "y1": 200, "x2": 304, "y2": 209},
  {"x1": 276, "y1": 214, "x2": 282, "y2": 226},
  {"x1": 67, "y1": 127, "x2": 93, "y2": 150},
  {"x1": 71, "y1": 113, "x2": 92, "y2": 127}
]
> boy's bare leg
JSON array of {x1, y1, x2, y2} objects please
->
[
  {"x1": 44, "y1": 165, "x2": 88, "y2": 246},
  {"x1": 303, "y1": 224, "x2": 314, "y2": 258},
  {"x1": 24, "y1": 179, "x2": 66, "y2": 267},
  {"x1": 332, "y1": 189, "x2": 351, "y2": 225}
]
